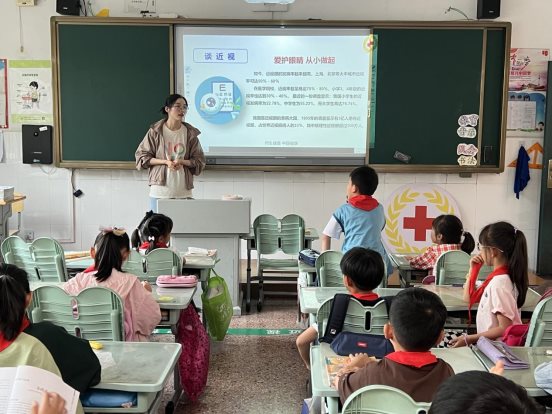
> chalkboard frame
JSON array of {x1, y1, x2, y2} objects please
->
[{"x1": 51, "y1": 17, "x2": 510, "y2": 173}]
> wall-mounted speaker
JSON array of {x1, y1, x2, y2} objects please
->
[
  {"x1": 477, "y1": 0, "x2": 501, "y2": 19},
  {"x1": 22, "y1": 125, "x2": 53, "y2": 165},
  {"x1": 56, "y1": 0, "x2": 80, "y2": 16}
]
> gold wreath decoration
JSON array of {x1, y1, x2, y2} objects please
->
[{"x1": 385, "y1": 188, "x2": 455, "y2": 254}]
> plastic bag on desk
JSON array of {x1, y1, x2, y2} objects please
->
[{"x1": 201, "y1": 268, "x2": 233, "y2": 341}]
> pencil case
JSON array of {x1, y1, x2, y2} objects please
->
[{"x1": 156, "y1": 275, "x2": 198, "y2": 288}]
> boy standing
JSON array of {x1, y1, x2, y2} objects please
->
[
  {"x1": 321, "y1": 166, "x2": 392, "y2": 275},
  {"x1": 335, "y1": 288, "x2": 453, "y2": 403},
  {"x1": 296, "y1": 247, "x2": 385, "y2": 368}
]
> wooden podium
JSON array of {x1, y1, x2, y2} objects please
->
[{"x1": 157, "y1": 198, "x2": 251, "y2": 314}]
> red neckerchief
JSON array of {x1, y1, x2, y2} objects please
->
[
  {"x1": 348, "y1": 195, "x2": 379, "y2": 211},
  {"x1": 352, "y1": 292, "x2": 379, "y2": 301},
  {"x1": 84, "y1": 265, "x2": 96, "y2": 273},
  {"x1": 0, "y1": 316, "x2": 30, "y2": 352},
  {"x1": 139, "y1": 241, "x2": 168, "y2": 250},
  {"x1": 469, "y1": 264, "x2": 509, "y2": 311},
  {"x1": 385, "y1": 351, "x2": 437, "y2": 368}
]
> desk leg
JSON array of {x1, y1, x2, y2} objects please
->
[
  {"x1": 245, "y1": 239, "x2": 252, "y2": 313},
  {"x1": 326, "y1": 396, "x2": 339, "y2": 414},
  {"x1": 200, "y1": 269, "x2": 208, "y2": 329}
]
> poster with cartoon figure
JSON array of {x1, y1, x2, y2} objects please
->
[
  {"x1": 8, "y1": 60, "x2": 53, "y2": 126},
  {"x1": 0, "y1": 59, "x2": 7, "y2": 128},
  {"x1": 507, "y1": 48, "x2": 549, "y2": 137}
]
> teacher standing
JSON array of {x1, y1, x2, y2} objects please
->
[{"x1": 135, "y1": 94, "x2": 206, "y2": 211}]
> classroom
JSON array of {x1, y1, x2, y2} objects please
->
[{"x1": 0, "y1": 0, "x2": 552, "y2": 413}]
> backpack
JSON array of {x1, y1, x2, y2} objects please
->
[
  {"x1": 176, "y1": 303, "x2": 210, "y2": 402},
  {"x1": 320, "y1": 293, "x2": 393, "y2": 358},
  {"x1": 299, "y1": 249, "x2": 320, "y2": 267}
]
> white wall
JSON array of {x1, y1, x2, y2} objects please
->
[{"x1": 0, "y1": 0, "x2": 549, "y2": 269}]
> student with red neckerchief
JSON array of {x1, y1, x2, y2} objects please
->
[
  {"x1": 321, "y1": 166, "x2": 392, "y2": 276},
  {"x1": 335, "y1": 288, "x2": 453, "y2": 403},
  {"x1": 296, "y1": 247, "x2": 387, "y2": 369},
  {"x1": 451, "y1": 221, "x2": 529, "y2": 348},
  {"x1": 131, "y1": 211, "x2": 174, "y2": 254}
]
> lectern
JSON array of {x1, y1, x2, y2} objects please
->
[{"x1": 158, "y1": 198, "x2": 251, "y2": 314}]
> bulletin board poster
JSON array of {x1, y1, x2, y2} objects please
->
[
  {"x1": 507, "y1": 48, "x2": 549, "y2": 137},
  {"x1": 0, "y1": 59, "x2": 7, "y2": 129},
  {"x1": 8, "y1": 60, "x2": 53, "y2": 127}
]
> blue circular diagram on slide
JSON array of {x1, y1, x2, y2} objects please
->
[{"x1": 195, "y1": 76, "x2": 242, "y2": 125}]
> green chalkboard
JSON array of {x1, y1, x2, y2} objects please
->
[
  {"x1": 52, "y1": 19, "x2": 509, "y2": 171},
  {"x1": 370, "y1": 25, "x2": 509, "y2": 171},
  {"x1": 55, "y1": 22, "x2": 171, "y2": 167}
]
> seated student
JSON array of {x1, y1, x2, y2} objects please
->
[
  {"x1": 296, "y1": 247, "x2": 386, "y2": 369},
  {"x1": 335, "y1": 288, "x2": 453, "y2": 403},
  {"x1": 320, "y1": 166, "x2": 392, "y2": 276},
  {"x1": 64, "y1": 227, "x2": 161, "y2": 341},
  {"x1": 131, "y1": 211, "x2": 174, "y2": 254},
  {"x1": 451, "y1": 222, "x2": 528, "y2": 347},
  {"x1": 0, "y1": 264, "x2": 100, "y2": 393},
  {"x1": 408, "y1": 214, "x2": 475, "y2": 277},
  {"x1": 429, "y1": 370, "x2": 545, "y2": 414}
]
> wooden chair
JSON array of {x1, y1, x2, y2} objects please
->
[
  {"x1": 31, "y1": 285, "x2": 124, "y2": 341},
  {"x1": 342, "y1": 385, "x2": 430, "y2": 414},
  {"x1": 1, "y1": 235, "x2": 68, "y2": 282},
  {"x1": 250, "y1": 214, "x2": 305, "y2": 312}
]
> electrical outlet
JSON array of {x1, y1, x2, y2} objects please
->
[{"x1": 23, "y1": 230, "x2": 34, "y2": 242}]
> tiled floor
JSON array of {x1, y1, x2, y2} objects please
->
[{"x1": 159, "y1": 298, "x2": 308, "y2": 414}]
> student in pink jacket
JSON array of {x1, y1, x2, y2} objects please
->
[{"x1": 64, "y1": 227, "x2": 161, "y2": 341}]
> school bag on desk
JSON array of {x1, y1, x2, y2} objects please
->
[{"x1": 201, "y1": 267, "x2": 233, "y2": 341}]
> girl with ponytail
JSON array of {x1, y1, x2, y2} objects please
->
[
  {"x1": 409, "y1": 214, "x2": 475, "y2": 277},
  {"x1": 131, "y1": 211, "x2": 173, "y2": 254},
  {"x1": 451, "y1": 221, "x2": 529, "y2": 347},
  {"x1": 64, "y1": 227, "x2": 161, "y2": 341}
]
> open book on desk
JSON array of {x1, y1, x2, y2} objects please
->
[
  {"x1": 324, "y1": 356, "x2": 351, "y2": 388},
  {"x1": 0, "y1": 365, "x2": 79, "y2": 414}
]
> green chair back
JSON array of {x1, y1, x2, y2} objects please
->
[
  {"x1": 316, "y1": 250, "x2": 344, "y2": 287},
  {"x1": 143, "y1": 248, "x2": 182, "y2": 282},
  {"x1": 280, "y1": 214, "x2": 305, "y2": 254},
  {"x1": 1, "y1": 235, "x2": 36, "y2": 277},
  {"x1": 122, "y1": 249, "x2": 146, "y2": 276},
  {"x1": 435, "y1": 250, "x2": 471, "y2": 285},
  {"x1": 31, "y1": 285, "x2": 124, "y2": 341},
  {"x1": 316, "y1": 296, "x2": 389, "y2": 340},
  {"x1": 342, "y1": 385, "x2": 430, "y2": 414},
  {"x1": 526, "y1": 295, "x2": 552, "y2": 347},
  {"x1": 253, "y1": 214, "x2": 280, "y2": 255},
  {"x1": 1, "y1": 236, "x2": 68, "y2": 282}
]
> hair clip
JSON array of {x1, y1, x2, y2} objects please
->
[
  {"x1": 513, "y1": 227, "x2": 518, "y2": 235},
  {"x1": 99, "y1": 226, "x2": 126, "y2": 237},
  {"x1": 148, "y1": 236, "x2": 155, "y2": 241}
]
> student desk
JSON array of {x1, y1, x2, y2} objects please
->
[
  {"x1": 0, "y1": 194, "x2": 25, "y2": 244},
  {"x1": 472, "y1": 346, "x2": 552, "y2": 397},
  {"x1": 88, "y1": 341, "x2": 181, "y2": 413},
  {"x1": 422, "y1": 285, "x2": 541, "y2": 314},
  {"x1": 388, "y1": 253, "x2": 428, "y2": 287},
  {"x1": 310, "y1": 343, "x2": 486, "y2": 414},
  {"x1": 299, "y1": 285, "x2": 541, "y2": 315}
]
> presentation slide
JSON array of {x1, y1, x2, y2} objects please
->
[{"x1": 175, "y1": 27, "x2": 375, "y2": 166}]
